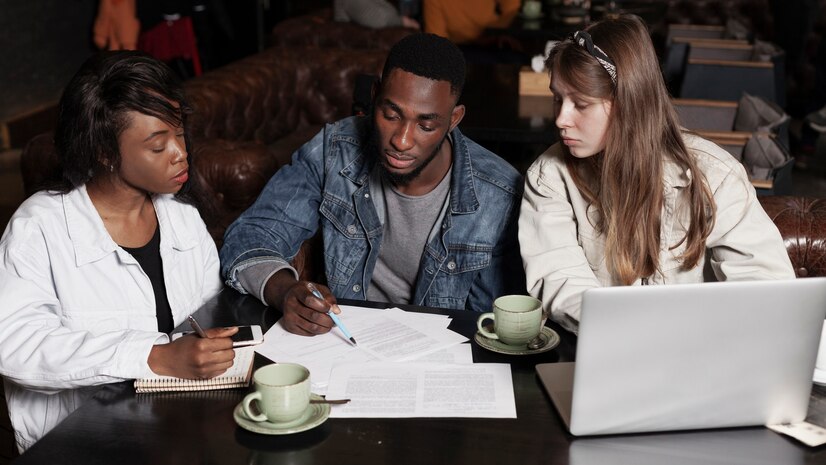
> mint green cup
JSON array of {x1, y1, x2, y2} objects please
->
[
  {"x1": 477, "y1": 295, "x2": 543, "y2": 347},
  {"x1": 242, "y1": 363, "x2": 310, "y2": 424}
]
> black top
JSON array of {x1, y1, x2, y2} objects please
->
[{"x1": 121, "y1": 225, "x2": 174, "y2": 333}]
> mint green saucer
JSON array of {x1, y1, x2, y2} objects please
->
[
  {"x1": 234, "y1": 393, "x2": 330, "y2": 435},
  {"x1": 474, "y1": 326, "x2": 560, "y2": 355}
]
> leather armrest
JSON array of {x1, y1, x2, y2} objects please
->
[
  {"x1": 20, "y1": 132, "x2": 61, "y2": 197},
  {"x1": 192, "y1": 139, "x2": 281, "y2": 247},
  {"x1": 758, "y1": 196, "x2": 826, "y2": 278}
]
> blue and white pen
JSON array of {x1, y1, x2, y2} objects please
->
[{"x1": 307, "y1": 283, "x2": 357, "y2": 346}]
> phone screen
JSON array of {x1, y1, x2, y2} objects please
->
[{"x1": 232, "y1": 326, "x2": 255, "y2": 343}]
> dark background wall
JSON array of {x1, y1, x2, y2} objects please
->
[
  {"x1": 0, "y1": 0, "x2": 97, "y2": 122},
  {"x1": 0, "y1": 0, "x2": 334, "y2": 124}
]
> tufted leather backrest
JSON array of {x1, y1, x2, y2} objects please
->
[
  {"x1": 183, "y1": 46, "x2": 386, "y2": 145},
  {"x1": 270, "y1": 8, "x2": 415, "y2": 51},
  {"x1": 19, "y1": 132, "x2": 60, "y2": 195},
  {"x1": 758, "y1": 196, "x2": 826, "y2": 278}
]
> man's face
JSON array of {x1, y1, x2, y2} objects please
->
[{"x1": 372, "y1": 69, "x2": 465, "y2": 194}]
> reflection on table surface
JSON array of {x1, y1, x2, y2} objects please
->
[
  {"x1": 13, "y1": 290, "x2": 826, "y2": 465},
  {"x1": 570, "y1": 428, "x2": 806, "y2": 465}
]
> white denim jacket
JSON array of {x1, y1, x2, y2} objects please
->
[
  {"x1": 0, "y1": 185, "x2": 222, "y2": 451},
  {"x1": 519, "y1": 134, "x2": 795, "y2": 334}
]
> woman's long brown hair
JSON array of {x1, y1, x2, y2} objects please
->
[{"x1": 546, "y1": 15, "x2": 715, "y2": 285}]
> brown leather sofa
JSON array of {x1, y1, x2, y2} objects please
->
[
  {"x1": 182, "y1": 46, "x2": 385, "y2": 246},
  {"x1": 21, "y1": 45, "x2": 387, "y2": 278}
]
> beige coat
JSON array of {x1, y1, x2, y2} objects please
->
[{"x1": 519, "y1": 134, "x2": 795, "y2": 333}]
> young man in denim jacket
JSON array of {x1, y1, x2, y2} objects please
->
[{"x1": 220, "y1": 33, "x2": 524, "y2": 336}]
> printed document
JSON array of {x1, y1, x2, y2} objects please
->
[{"x1": 326, "y1": 362, "x2": 517, "y2": 418}]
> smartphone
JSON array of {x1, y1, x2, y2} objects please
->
[
  {"x1": 173, "y1": 325, "x2": 263, "y2": 347},
  {"x1": 231, "y1": 325, "x2": 264, "y2": 347}
]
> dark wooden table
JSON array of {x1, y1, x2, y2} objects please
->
[{"x1": 13, "y1": 290, "x2": 826, "y2": 464}]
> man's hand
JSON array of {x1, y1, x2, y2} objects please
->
[
  {"x1": 148, "y1": 327, "x2": 238, "y2": 379},
  {"x1": 263, "y1": 270, "x2": 339, "y2": 336}
]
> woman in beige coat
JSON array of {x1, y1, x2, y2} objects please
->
[{"x1": 519, "y1": 15, "x2": 794, "y2": 334}]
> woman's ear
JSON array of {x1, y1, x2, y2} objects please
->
[{"x1": 97, "y1": 153, "x2": 115, "y2": 173}]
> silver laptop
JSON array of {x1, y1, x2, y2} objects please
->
[{"x1": 537, "y1": 278, "x2": 826, "y2": 436}]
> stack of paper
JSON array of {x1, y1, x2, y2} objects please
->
[
  {"x1": 255, "y1": 305, "x2": 469, "y2": 393},
  {"x1": 254, "y1": 305, "x2": 516, "y2": 418}
]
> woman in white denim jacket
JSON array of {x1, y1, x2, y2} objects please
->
[
  {"x1": 0, "y1": 52, "x2": 233, "y2": 452},
  {"x1": 519, "y1": 16, "x2": 794, "y2": 334}
]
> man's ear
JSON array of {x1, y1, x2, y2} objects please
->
[
  {"x1": 449, "y1": 104, "x2": 466, "y2": 131},
  {"x1": 353, "y1": 74, "x2": 379, "y2": 116}
]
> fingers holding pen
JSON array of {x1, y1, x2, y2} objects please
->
[
  {"x1": 306, "y1": 282, "x2": 356, "y2": 346},
  {"x1": 280, "y1": 281, "x2": 334, "y2": 335},
  {"x1": 306, "y1": 282, "x2": 341, "y2": 315}
]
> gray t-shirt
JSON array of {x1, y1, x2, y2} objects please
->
[{"x1": 367, "y1": 167, "x2": 452, "y2": 304}]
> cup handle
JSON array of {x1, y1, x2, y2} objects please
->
[
  {"x1": 242, "y1": 391, "x2": 268, "y2": 422},
  {"x1": 476, "y1": 312, "x2": 499, "y2": 340}
]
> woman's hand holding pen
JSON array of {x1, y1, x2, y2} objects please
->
[
  {"x1": 263, "y1": 269, "x2": 339, "y2": 336},
  {"x1": 147, "y1": 326, "x2": 238, "y2": 380}
]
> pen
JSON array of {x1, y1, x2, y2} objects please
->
[
  {"x1": 187, "y1": 315, "x2": 208, "y2": 338},
  {"x1": 307, "y1": 283, "x2": 357, "y2": 346}
]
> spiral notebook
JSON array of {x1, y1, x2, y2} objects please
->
[{"x1": 134, "y1": 346, "x2": 255, "y2": 393}]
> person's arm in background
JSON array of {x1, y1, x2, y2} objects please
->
[{"x1": 335, "y1": 0, "x2": 406, "y2": 28}]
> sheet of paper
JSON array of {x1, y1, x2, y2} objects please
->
[
  {"x1": 326, "y1": 362, "x2": 516, "y2": 418},
  {"x1": 254, "y1": 304, "x2": 468, "y2": 394},
  {"x1": 407, "y1": 343, "x2": 473, "y2": 364},
  {"x1": 767, "y1": 422, "x2": 826, "y2": 447},
  {"x1": 353, "y1": 311, "x2": 467, "y2": 362}
]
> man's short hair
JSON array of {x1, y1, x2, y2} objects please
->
[{"x1": 382, "y1": 33, "x2": 466, "y2": 97}]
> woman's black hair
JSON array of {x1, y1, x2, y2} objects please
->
[{"x1": 53, "y1": 50, "x2": 197, "y2": 203}]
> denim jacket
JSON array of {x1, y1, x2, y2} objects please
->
[{"x1": 220, "y1": 116, "x2": 525, "y2": 311}]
